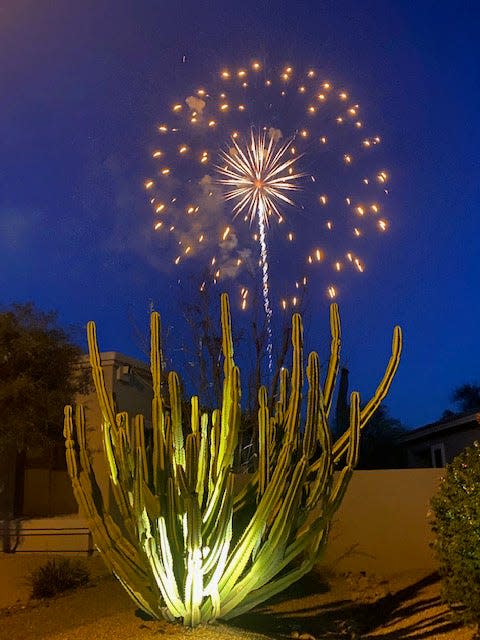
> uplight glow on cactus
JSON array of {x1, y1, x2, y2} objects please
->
[{"x1": 64, "y1": 294, "x2": 402, "y2": 626}]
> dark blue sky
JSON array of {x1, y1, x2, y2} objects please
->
[{"x1": 1, "y1": 0, "x2": 479, "y2": 428}]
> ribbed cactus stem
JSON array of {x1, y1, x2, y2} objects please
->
[
  {"x1": 64, "y1": 294, "x2": 402, "y2": 626},
  {"x1": 333, "y1": 324, "x2": 402, "y2": 462},
  {"x1": 323, "y1": 303, "x2": 341, "y2": 416}
]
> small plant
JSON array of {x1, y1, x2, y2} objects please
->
[
  {"x1": 431, "y1": 440, "x2": 480, "y2": 625},
  {"x1": 29, "y1": 558, "x2": 90, "y2": 599}
]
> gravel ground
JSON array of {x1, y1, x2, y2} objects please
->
[
  {"x1": 0, "y1": 556, "x2": 476, "y2": 640},
  {"x1": 0, "y1": 574, "x2": 266, "y2": 640}
]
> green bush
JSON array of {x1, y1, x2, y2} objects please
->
[
  {"x1": 431, "y1": 440, "x2": 480, "y2": 624},
  {"x1": 29, "y1": 558, "x2": 90, "y2": 599}
]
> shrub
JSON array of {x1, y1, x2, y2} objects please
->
[
  {"x1": 29, "y1": 558, "x2": 90, "y2": 599},
  {"x1": 431, "y1": 440, "x2": 480, "y2": 624}
]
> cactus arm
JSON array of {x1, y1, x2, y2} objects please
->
[
  {"x1": 185, "y1": 433, "x2": 199, "y2": 492},
  {"x1": 217, "y1": 366, "x2": 241, "y2": 478},
  {"x1": 360, "y1": 325, "x2": 402, "y2": 427},
  {"x1": 218, "y1": 381, "x2": 233, "y2": 475},
  {"x1": 164, "y1": 414, "x2": 173, "y2": 474},
  {"x1": 184, "y1": 495, "x2": 203, "y2": 626},
  {"x1": 101, "y1": 420, "x2": 119, "y2": 486},
  {"x1": 66, "y1": 410, "x2": 137, "y2": 564},
  {"x1": 64, "y1": 406, "x2": 78, "y2": 476},
  {"x1": 327, "y1": 392, "x2": 362, "y2": 512},
  {"x1": 168, "y1": 371, "x2": 185, "y2": 468},
  {"x1": 65, "y1": 405, "x2": 112, "y2": 525},
  {"x1": 191, "y1": 396, "x2": 199, "y2": 433},
  {"x1": 329, "y1": 393, "x2": 361, "y2": 504},
  {"x1": 322, "y1": 303, "x2": 341, "y2": 417},
  {"x1": 220, "y1": 292, "x2": 235, "y2": 377},
  {"x1": 143, "y1": 518, "x2": 186, "y2": 619},
  {"x1": 305, "y1": 398, "x2": 333, "y2": 512},
  {"x1": 257, "y1": 386, "x2": 270, "y2": 498},
  {"x1": 307, "y1": 376, "x2": 332, "y2": 475},
  {"x1": 115, "y1": 412, "x2": 133, "y2": 478},
  {"x1": 202, "y1": 466, "x2": 233, "y2": 542},
  {"x1": 273, "y1": 367, "x2": 289, "y2": 427},
  {"x1": 268, "y1": 416, "x2": 277, "y2": 461},
  {"x1": 175, "y1": 464, "x2": 190, "y2": 499},
  {"x1": 86, "y1": 323, "x2": 138, "y2": 531},
  {"x1": 209, "y1": 409, "x2": 221, "y2": 493},
  {"x1": 283, "y1": 314, "x2": 304, "y2": 444},
  {"x1": 73, "y1": 405, "x2": 90, "y2": 475},
  {"x1": 217, "y1": 294, "x2": 236, "y2": 475},
  {"x1": 202, "y1": 474, "x2": 234, "y2": 574},
  {"x1": 202, "y1": 516, "x2": 233, "y2": 622},
  {"x1": 63, "y1": 406, "x2": 87, "y2": 514},
  {"x1": 165, "y1": 477, "x2": 182, "y2": 561},
  {"x1": 196, "y1": 413, "x2": 209, "y2": 508},
  {"x1": 150, "y1": 311, "x2": 166, "y2": 493},
  {"x1": 303, "y1": 352, "x2": 320, "y2": 459},
  {"x1": 134, "y1": 414, "x2": 149, "y2": 485},
  {"x1": 86, "y1": 321, "x2": 117, "y2": 432},
  {"x1": 150, "y1": 311, "x2": 163, "y2": 400},
  {"x1": 279, "y1": 366, "x2": 288, "y2": 412},
  {"x1": 333, "y1": 325, "x2": 402, "y2": 463},
  {"x1": 152, "y1": 407, "x2": 166, "y2": 493},
  {"x1": 102, "y1": 418, "x2": 136, "y2": 532},
  {"x1": 347, "y1": 392, "x2": 361, "y2": 468}
]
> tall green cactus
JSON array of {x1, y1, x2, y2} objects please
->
[{"x1": 64, "y1": 294, "x2": 402, "y2": 626}]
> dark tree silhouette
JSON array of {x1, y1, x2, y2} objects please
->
[
  {"x1": 0, "y1": 303, "x2": 89, "y2": 517},
  {"x1": 451, "y1": 383, "x2": 480, "y2": 414},
  {"x1": 355, "y1": 405, "x2": 408, "y2": 469},
  {"x1": 439, "y1": 383, "x2": 480, "y2": 421}
]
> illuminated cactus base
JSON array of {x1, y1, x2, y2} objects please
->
[{"x1": 64, "y1": 294, "x2": 402, "y2": 626}]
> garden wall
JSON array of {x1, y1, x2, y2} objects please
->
[
  {"x1": 9, "y1": 469, "x2": 444, "y2": 575},
  {"x1": 322, "y1": 468, "x2": 444, "y2": 574}
]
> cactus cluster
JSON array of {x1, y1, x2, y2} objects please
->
[{"x1": 64, "y1": 294, "x2": 402, "y2": 626}]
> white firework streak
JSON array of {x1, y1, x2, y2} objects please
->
[
  {"x1": 257, "y1": 200, "x2": 273, "y2": 370},
  {"x1": 217, "y1": 130, "x2": 304, "y2": 372}
]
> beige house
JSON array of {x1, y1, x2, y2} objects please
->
[
  {"x1": 22, "y1": 352, "x2": 153, "y2": 517},
  {"x1": 401, "y1": 412, "x2": 480, "y2": 468}
]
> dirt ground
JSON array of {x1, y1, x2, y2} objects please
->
[{"x1": 0, "y1": 555, "x2": 476, "y2": 640}]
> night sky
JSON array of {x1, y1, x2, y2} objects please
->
[{"x1": 1, "y1": 1, "x2": 479, "y2": 429}]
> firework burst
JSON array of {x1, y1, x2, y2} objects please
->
[
  {"x1": 217, "y1": 130, "x2": 303, "y2": 226},
  {"x1": 145, "y1": 60, "x2": 392, "y2": 320}
]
